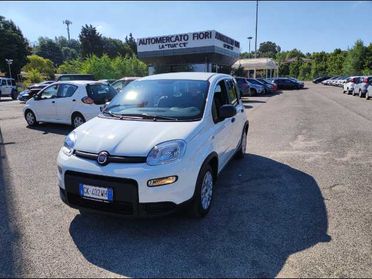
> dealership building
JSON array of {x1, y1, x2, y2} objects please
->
[{"x1": 137, "y1": 30, "x2": 241, "y2": 74}]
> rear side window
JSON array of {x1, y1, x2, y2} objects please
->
[
  {"x1": 57, "y1": 84, "x2": 78, "y2": 98},
  {"x1": 86, "y1": 84, "x2": 117, "y2": 105},
  {"x1": 11, "y1": 80, "x2": 16, "y2": 86},
  {"x1": 225, "y1": 79, "x2": 238, "y2": 105},
  {"x1": 7, "y1": 80, "x2": 12, "y2": 86},
  {"x1": 1, "y1": 79, "x2": 6, "y2": 86}
]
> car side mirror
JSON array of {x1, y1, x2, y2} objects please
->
[
  {"x1": 100, "y1": 101, "x2": 110, "y2": 112},
  {"x1": 219, "y1": 104, "x2": 237, "y2": 120}
]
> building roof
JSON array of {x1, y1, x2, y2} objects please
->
[{"x1": 232, "y1": 58, "x2": 278, "y2": 70}]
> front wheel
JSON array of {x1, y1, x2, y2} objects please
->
[
  {"x1": 11, "y1": 90, "x2": 18, "y2": 100},
  {"x1": 189, "y1": 164, "x2": 214, "y2": 218},
  {"x1": 366, "y1": 93, "x2": 370, "y2": 100},
  {"x1": 25, "y1": 110, "x2": 38, "y2": 126}
]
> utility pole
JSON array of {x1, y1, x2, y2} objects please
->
[
  {"x1": 247, "y1": 36, "x2": 253, "y2": 58},
  {"x1": 5, "y1": 59, "x2": 13, "y2": 79},
  {"x1": 63, "y1": 20, "x2": 72, "y2": 41},
  {"x1": 254, "y1": 0, "x2": 259, "y2": 58}
]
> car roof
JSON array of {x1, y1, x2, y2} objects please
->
[
  {"x1": 138, "y1": 72, "x2": 222, "y2": 81},
  {"x1": 52, "y1": 80, "x2": 103, "y2": 86},
  {"x1": 118, "y1": 77, "x2": 141, "y2": 81}
]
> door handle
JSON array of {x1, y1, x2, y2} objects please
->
[
  {"x1": 240, "y1": 109, "x2": 244, "y2": 113},
  {"x1": 72, "y1": 99, "x2": 76, "y2": 102},
  {"x1": 231, "y1": 117, "x2": 235, "y2": 123},
  {"x1": 52, "y1": 101, "x2": 55, "y2": 103}
]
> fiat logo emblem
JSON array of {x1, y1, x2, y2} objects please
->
[{"x1": 97, "y1": 151, "x2": 109, "y2": 165}]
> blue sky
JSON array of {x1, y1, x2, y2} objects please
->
[{"x1": 2, "y1": 1, "x2": 372, "y2": 53}]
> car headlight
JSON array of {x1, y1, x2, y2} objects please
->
[
  {"x1": 62, "y1": 131, "x2": 77, "y2": 156},
  {"x1": 146, "y1": 140, "x2": 186, "y2": 166}
]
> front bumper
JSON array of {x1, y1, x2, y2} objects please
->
[{"x1": 57, "y1": 149, "x2": 199, "y2": 216}]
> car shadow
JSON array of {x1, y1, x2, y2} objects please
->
[
  {"x1": 69, "y1": 154, "x2": 330, "y2": 277},
  {"x1": 27, "y1": 123, "x2": 73, "y2": 136},
  {"x1": 0, "y1": 128, "x2": 22, "y2": 276}
]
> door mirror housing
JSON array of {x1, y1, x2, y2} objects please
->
[
  {"x1": 100, "y1": 101, "x2": 110, "y2": 112},
  {"x1": 219, "y1": 104, "x2": 237, "y2": 120}
]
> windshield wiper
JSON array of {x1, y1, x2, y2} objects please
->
[
  {"x1": 102, "y1": 110, "x2": 121, "y2": 118},
  {"x1": 116, "y1": 113, "x2": 178, "y2": 121}
]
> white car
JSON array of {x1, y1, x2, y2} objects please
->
[
  {"x1": 24, "y1": 81, "x2": 117, "y2": 128},
  {"x1": 57, "y1": 72, "x2": 249, "y2": 218},
  {"x1": 343, "y1": 76, "x2": 360, "y2": 95},
  {"x1": 0, "y1": 77, "x2": 18, "y2": 100},
  {"x1": 366, "y1": 83, "x2": 372, "y2": 100}
]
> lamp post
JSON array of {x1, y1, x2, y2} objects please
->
[
  {"x1": 247, "y1": 36, "x2": 253, "y2": 58},
  {"x1": 63, "y1": 20, "x2": 72, "y2": 41},
  {"x1": 5, "y1": 59, "x2": 13, "y2": 79},
  {"x1": 254, "y1": 0, "x2": 259, "y2": 58}
]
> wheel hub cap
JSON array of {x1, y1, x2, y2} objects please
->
[{"x1": 201, "y1": 171, "x2": 213, "y2": 210}]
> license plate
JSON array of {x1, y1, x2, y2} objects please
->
[{"x1": 79, "y1": 184, "x2": 113, "y2": 202}]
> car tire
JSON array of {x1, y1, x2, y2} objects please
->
[
  {"x1": 236, "y1": 128, "x2": 248, "y2": 159},
  {"x1": 251, "y1": 88, "x2": 257, "y2": 96},
  {"x1": 71, "y1": 113, "x2": 86, "y2": 128},
  {"x1": 25, "y1": 110, "x2": 38, "y2": 126},
  {"x1": 11, "y1": 90, "x2": 18, "y2": 100},
  {"x1": 366, "y1": 93, "x2": 370, "y2": 100},
  {"x1": 189, "y1": 164, "x2": 214, "y2": 218}
]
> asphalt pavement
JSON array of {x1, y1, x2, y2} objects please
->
[{"x1": 0, "y1": 83, "x2": 371, "y2": 277}]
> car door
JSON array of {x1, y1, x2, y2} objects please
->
[
  {"x1": 1, "y1": 79, "x2": 10, "y2": 95},
  {"x1": 33, "y1": 84, "x2": 59, "y2": 122},
  {"x1": 54, "y1": 83, "x2": 79, "y2": 124},
  {"x1": 210, "y1": 79, "x2": 236, "y2": 171},
  {"x1": 225, "y1": 78, "x2": 245, "y2": 158}
]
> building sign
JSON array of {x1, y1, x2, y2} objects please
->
[{"x1": 137, "y1": 30, "x2": 240, "y2": 54}]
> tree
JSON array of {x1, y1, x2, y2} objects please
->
[
  {"x1": 327, "y1": 49, "x2": 347, "y2": 76},
  {"x1": 79, "y1": 24, "x2": 103, "y2": 58},
  {"x1": 310, "y1": 52, "x2": 328, "y2": 78},
  {"x1": 0, "y1": 16, "x2": 30, "y2": 77},
  {"x1": 102, "y1": 37, "x2": 133, "y2": 58},
  {"x1": 298, "y1": 62, "x2": 312, "y2": 80},
  {"x1": 22, "y1": 54, "x2": 55, "y2": 78},
  {"x1": 34, "y1": 37, "x2": 64, "y2": 66},
  {"x1": 258, "y1": 41, "x2": 281, "y2": 58},
  {"x1": 343, "y1": 40, "x2": 366, "y2": 75},
  {"x1": 125, "y1": 33, "x2": 137, "y2": 56},
  {"x1": 362, "y1": 43, "x2": 372, "y2": 75}
]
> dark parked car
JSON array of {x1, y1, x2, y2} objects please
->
[
  {"x1": 271, "y1": 78, "x2": 303, "y2": 90},
  {"x1": 257, "y1": 78, "x2": 278, "y2": 93},
  {"x1": 235, "y1": 77, "x2": 251, "y2": 97},
  {"x1": 313, "y1": 76, "x2": 331, "y2": 84},
  {"x1": 17, "y1": 80, "x2": 55, "y2": 102}
]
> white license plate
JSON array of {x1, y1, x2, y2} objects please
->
[{"x1": 79, "y1": 184, "x2": 113, "y2": 202}]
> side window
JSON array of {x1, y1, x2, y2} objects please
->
[
  {"x1": 212, "y1": 80, "x2": 229, "y2": 123},
  {"x1": 7, "y1": 80, "x2": 12, "y2": 86},
  {"x1": 1, "y1": 79, "x2": 5, "y2": 86},
  {"x1": 57, "y1": 84, "x2": 78, "y2": 98},
  {"x1": 112, "y1": 80, "x2": 124, "y2": 92},
  {"x1": 11, "y1": 80, "x2": 16, "y2": 86},
  {"x1": 225, "y1": 79, "x2": 238, "y2": 105},
  {"x1": 40, "y1": 84, "x2": 58, "y2": 99}
]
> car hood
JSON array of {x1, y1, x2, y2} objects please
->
[{"x1": 73, "y1": 116, "x2": 203, "y2": 156}]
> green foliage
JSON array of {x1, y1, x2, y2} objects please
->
[
  {"x1": 289, "y1": 58, "x2": 302, "y2": 78},
  {"x1": 343, "y1": 40, "x2": 366, "y2": 75},
  {"x1": 0, "y1": 15, "x2": 30, "y2": 76},
  {"x1": 310, "y1": 52, "x2": 328, "y2": 78},
  {"x1": 23, "y1": 68, "x2": 44, "y2": 87},
  {"x1": 258, "y1": 41, "x2": 281, "y2": 58},
  {"x1": 327, "y1": 49, "x2": 347, "y2": 76},
  {"x1": 57, "y1": 59, "x2": 83, "y2": 74},
  {"x1": 125, "y1": 33, "x2": 137, "y2": 55},
  {"x1": 362, "y1": 43, "x2": 372, "y2": 75},
  {"x1": 57, "y1": 55, "x2": 147, "y2": 79},
  {"x1": 79, "y1": 24, "x2": 103, "y2": 58},
  {"x1": 22, "y1": 54, "x2": 55, "y2": 79},
  {"x1": 34, "y1": 37, "x2": 64, "y2": 66},
  {"x1": 298, "y1": 62, "x2": 312, "y2": 80},
  {"x1": 102, "y1": 37, "x2": 134, "y2": 58}
]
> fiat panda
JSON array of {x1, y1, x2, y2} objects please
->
[{"x1": 57, "y1": 72, "x2": 249, "y2": 218}]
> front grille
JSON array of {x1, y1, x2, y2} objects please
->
[
  {"x1": 64, "y1": 171, "x2": 139, "y2": 215},
  {"x1": 74, "y1": 150, "x2": 146, "y2": 164}
]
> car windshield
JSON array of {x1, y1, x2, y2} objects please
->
[{"x1": 104, "y1": 79, "x2": 209, "y2": 121}]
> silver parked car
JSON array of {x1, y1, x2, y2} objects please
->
[{"x1": 353, "y1": 76, "x2": 372, "y2": 98}]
